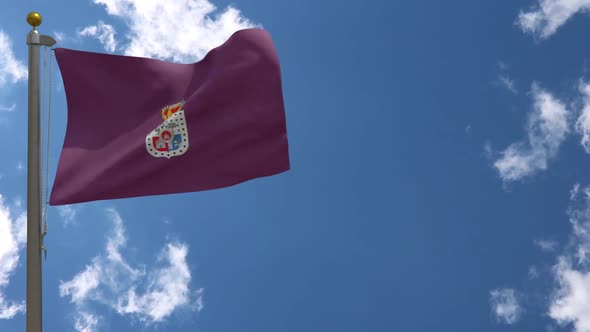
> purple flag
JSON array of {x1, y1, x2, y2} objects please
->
[{"x1": 50, "y1": 28, "x2": 290, "y2": 205}]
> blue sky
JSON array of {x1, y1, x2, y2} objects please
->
[{"x1": 4, "y1": 0, "x2": 590, "y2": 331}]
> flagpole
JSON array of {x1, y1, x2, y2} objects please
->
[{"x1": 26, "y1": 12, "x2": 55, "y2": 332}]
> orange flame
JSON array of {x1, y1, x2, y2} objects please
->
[{"x1": 161, "y1": 100, "x2": 185, "y2": 120}]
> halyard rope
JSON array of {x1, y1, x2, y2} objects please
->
[{"x1": 40, "y1": 47, "x2": 54, "y2": 260}]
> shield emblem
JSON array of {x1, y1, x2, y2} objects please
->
[{"x1": 146, "y1": 101, "x2": 189, "y2": 159}]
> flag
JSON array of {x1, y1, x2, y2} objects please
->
[{"x1": 49, "y1": 28, "x2": 290, "y2": 205}]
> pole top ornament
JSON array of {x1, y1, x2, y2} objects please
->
[{"x1": 26, "y1": 12, "x2": 42, "y2": 28}]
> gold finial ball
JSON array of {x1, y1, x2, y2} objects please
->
[{"x1": 26, "y1": 12, "x2": 42, "y2": 27}]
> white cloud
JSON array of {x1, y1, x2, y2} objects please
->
[
  {"x1": 57, "y1": 205, "x2": 78, "y2": 226},
  {"x1": 16, "y1": 161, "x2": 23, "y2": 172},
  {"x1": 493, "y1": 84, "x2": 570, "y2": 182},
  {"x1": 91, "y1": 0, "x2": 256, "y2": 62},
  {"x1": 517, "y1": 0, "x2": 590, "y2": 39},
  {"x1": 545, "y1": 184, "x2": 590, "y2": 331},
  {"x1": 114, "y1": 243, "x2": 203, "y2": 323},
  {"x1": 192, "y1": 288, "x2": 204, "y2": 312},
  {"x1": 60, "y1": 264, "x2": 102, "y2": 305},
  {"x1": 0, "y1": 31, "x2": 27, "y2": 86},
  {"x1": 0, "y1": 195, "x2": 26, "y2": 319},
  {"x1": 483, "y1": 141, "x2": 493, "y2": 158},
  {"x1": 12, "y1": 198, "x2": 22, "y2": 210},
  {"x1": 549, "y1": 258, "x2": 590, "y2": 332},
  {"x1": 571, "y1": 183, "x2": 590, "y2": 202},
  {"x1": 53, "y1": 31, "x2": 67, "y2": 44},
  {"x1": 575, "y1": 82, "x2": 590, "y2": 153},
  {"x1": 103, "y1": 209, "x2": 143, "y2": 283},
  {"x1": 498, "y1": 75, "x2": 518, "y2": 94},
  {"x1": 79, "y1": 21, "x2": 117, "y2": 52},
  {"x1": 60, "y1": 208, "x2": 202, "y2": 328},
  {"x1": 74, "y1": 312, "x2": 98, "y2": 332},
  {"x1": 572, "y1": 183, "x2": 582, "y2": 199},
  {"x1": 60, "y1": 208, "x2": 142, "y2": 304},
  {"x1": 566, "y1": 188, "x2": 590, "y2": 265},
  {"x1": 0, "y1": 295, "x2": 23, "y2": 319},
  {"x1": 488, "y1": 186, "x2": 590, "y2": 331},
  {"x1": 490, "y1": 288, "x2": 522, "y2": 324},
  {"x1": 535, "y1": 239, "x2": 559, "y2": 252},
  {"x1": 0, "y1": 104, "x2": 15, "y2": 112}
]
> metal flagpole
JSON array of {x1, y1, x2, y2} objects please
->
[{"x1": 26, "y1": 12, "x2": 55, "y2": 332}]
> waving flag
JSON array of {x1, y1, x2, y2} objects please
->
[{"x1": 50, "y1": 28, "x2": 290, "y2": 205}]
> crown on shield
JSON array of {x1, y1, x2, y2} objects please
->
[{"x1": 161, "y1": 100, "x2": 185, "y2": 121}]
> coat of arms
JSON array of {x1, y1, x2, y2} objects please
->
[{"x1": 146, "y1": 100, "x2": 189, "y2": 158}]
